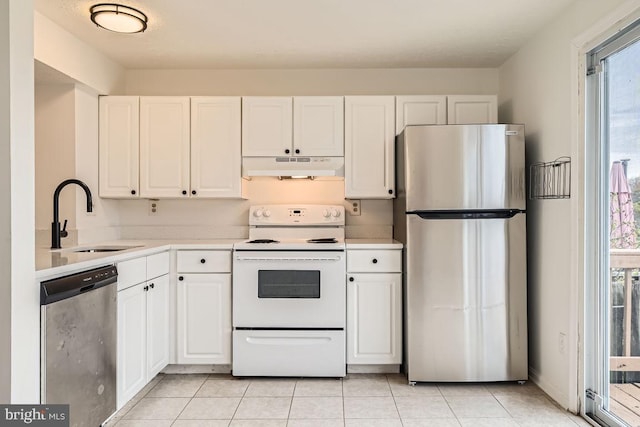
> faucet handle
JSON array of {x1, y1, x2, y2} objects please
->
[{"x1": 60, "y1": 219, "x2": 68, "y2": 238}]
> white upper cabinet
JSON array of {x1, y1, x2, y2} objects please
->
[
  {"x1": 242, "y1": 96, "x2": 344, "y2": 157},
  {"x1": 344, "y1": 96, "x2": 396, "y2": 199},
  {"x1": 191, "y1": 97, "x2": 245, "y2": 198},
  {"x1": 99, "y1": 96, "x2": 140, "y2": 198},
  {"x1": 242, "y1": 97, "x2": 293, "y2": 157},
  {"x1": 293, "y1": 97, "x2": 344, "y2": 156},
  {"x1": 395, "y1": 95, "x2": 447, "y2": 135},
  {"x1": 447, "y1": 95, "x2": 498, "y2": 124},
  {"x1": 140, "y1": 97, "x2": 191, "y2": 198}
]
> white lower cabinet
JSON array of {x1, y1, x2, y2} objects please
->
[
  {"x1": 117, "y1": 281, "x2": 146, "y2": 408},
  {"x1": 177, "y1": 273, "x2": 231, "y2": 364},
  {"x1": 347, "y1": 248, "x2": 402, "y2": 365},
  {"x1": 176, "y1": 250, "x2": 232, "y2": 365},
  {"x1": 116, "y1": 252, "x2": 170, "y2": 409}
]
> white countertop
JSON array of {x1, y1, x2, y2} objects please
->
[
  {"x1": 36, "y1": 239, "x2": 240, "y2": 280},
  {"x1": 36, "y1": 238, "x2": 403, "y2": 280},
  {"x1": 345, "y1": 239, "x2": 403, "y2": 249}
]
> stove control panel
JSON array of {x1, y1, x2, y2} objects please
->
[{"x1": 249, "y1": 204, "x2": 345, "y2": 226}]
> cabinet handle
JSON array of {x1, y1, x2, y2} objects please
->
[
  {"x1": 285, "y1": 149, "x2": 290, "y2": 154},
  {"x1": 295, "y1": 149, "x2": 300, "y2": 154},
  {"x1": 150, "y1": 283, "x2": 155, "y2": 289},
  {"x1": 144, "y1": 285, "x2": 149, "y2": 291},
  {"x1": 372, "y1": 258, "x2": 378, "y2": 264},
  {"x1": 349, "y1": 277, "x2": 354, "y2": 282},
  {"x1": 191, "y1": 190, "x2": 197, "y2": 195},
  {"x1": 182, "y1": 190, "x2": 187, "y2": 195},
  {"x1": 200, "y1": 258, "x2": 206, "y2": 264},
  {"x1": 388, "y1": 189, "x2": 394, "y2": 195},
  {"x1": 178, "y1": 276, "x2": 184, "y2": 281},
  {"x1": 131, "y1": 189, "x2": 136, "y2": 195}
]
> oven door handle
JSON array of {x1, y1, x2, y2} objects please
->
[
  {"x1": 235, "y1": 256, "x2": 343, "y2": 262},
  {"x1": 245, "y1": 336, "x2": 333, "y2": 346}
]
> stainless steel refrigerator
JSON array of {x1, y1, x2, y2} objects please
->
[{"x1": 393, "y1": 124, "x2": 528, "y2": 382}]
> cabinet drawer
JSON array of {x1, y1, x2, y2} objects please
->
[
  {"x1": 347, "y1": 250, "x2": 401, "y2": 273},
  {"x1": 117, "y1": 257, "x2": 147, "y2": 291},
  {"x1": 177, "y1": 250, "x2": 231, "y2": 273},
  {"x1": 147, "y1": 251, "x2": 170, "y2": 279}
]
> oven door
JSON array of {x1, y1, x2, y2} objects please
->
[{"x1": 233, "y1": 250, "x2": 346, "y2": 328}]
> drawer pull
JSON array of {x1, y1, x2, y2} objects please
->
[
  {"x1": 200, "y1": 258, "x2": 206, "y2": 264},
  {"x1": 372, "y1": 258, "x2": 378, "y2": 264}
]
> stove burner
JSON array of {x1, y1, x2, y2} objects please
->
[
  {"x1": 307, "y1": 238, "x2": 338, "y2": 244},
  {"x1": 247, "y1": 239, "x2": 280, "y2": 244}
]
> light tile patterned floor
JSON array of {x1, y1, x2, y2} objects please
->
[{"x1": 104, "y1": 374, "x2": 592, "y2": 427}]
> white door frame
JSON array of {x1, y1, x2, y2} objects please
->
[{"x1": 572, "y1": 0, "x2": 640, "y2": 418}]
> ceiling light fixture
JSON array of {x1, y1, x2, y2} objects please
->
[{"x1": 90, "y1": 3, "x2": 148, "y2": 33}]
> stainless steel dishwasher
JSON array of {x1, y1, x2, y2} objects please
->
[{"x1": 40, "y1": 265, "x2": 118, "y2": 427}]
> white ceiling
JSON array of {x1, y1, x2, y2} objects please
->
[{"x1": 34, "y1": 0, "x2": 575, "y2": 69}]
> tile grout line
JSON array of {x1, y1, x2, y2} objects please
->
[
  {"x1": 229, "y1": 376, "x2": 251, "y2": 421},
  {"x1": 386, "y1": 374, "x2": 404, "y2": 424},
  {"x1": 342, "y1": 376, "x2": 346, "y2": 425},
  {"x1": 166, "y1": 374, "x2": 209, "y2": 425}
]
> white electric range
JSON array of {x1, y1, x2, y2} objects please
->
[{"x1": 232, "y1": 204, "x2": 347, "y2": 377}]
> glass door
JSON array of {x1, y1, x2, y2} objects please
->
[{"x1": 585, "y1": 22, "x2": 640, "y2": 427}]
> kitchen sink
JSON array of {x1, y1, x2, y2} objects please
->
[{"x1": 71, "y1": 245, "x2": 142, "y2": 253}]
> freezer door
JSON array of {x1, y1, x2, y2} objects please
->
[
  {"x1": 402, "y1": 124, "x2": 525, "y2": 211},
  {"x1": 405, "y1": 213, "x2": 527, "y2": 382}
]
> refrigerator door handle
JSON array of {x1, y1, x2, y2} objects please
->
[{"x1": 410, "y1": 209, "x2": 524, "y2": 220}]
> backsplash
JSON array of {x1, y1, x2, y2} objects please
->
[{"x1": 37, "y1": 178, "x2": 394, "y2": 245}]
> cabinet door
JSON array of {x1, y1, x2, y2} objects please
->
[
  {"x1": 395, "y1": 95, "x2": 447, "y2": 134},
  {"x1": 293, "y1": 96, "x2": 344, "y2": 156},
  {"x1": 117, "y1": 282, "x2": 147, "y2": 409},
  {"x1": 242, "y1": 97, "x2": 292, "y2": 157},
  {"x1": 140, "y1": 97, "x2": 190, "y2": 198},
  {"x1": 347, "y1": 273, "x2": 402, "y2": 364},
  {"x1": 191, "y1": 97, "x2": 245, "y2": 198},
  {"x1": 146, "y1": 274, "x2": 170, "y2": 380},
  {"x1": 447, "y1": 95, "x2": 497, "y2": 124},
  {"x1": 99, "y1": 96, "x2": 139, "y2": 198},
  {"x1": 344, "y1": 96, "x2": 395, "y2": 199},
  {"x1": 177, "y1": 273, "x2": 231, "y2": 364}
]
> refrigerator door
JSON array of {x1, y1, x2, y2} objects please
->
[
  {"x1": 402, "y1": 124, "x2": 525, "y2": 211},
  {"x1": 405, "y1": 213, "x2": 527, "y2": 382}
]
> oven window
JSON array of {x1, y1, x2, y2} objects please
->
[{"x1": 258, "y1": 270, "x2": 320, "y2": 298}]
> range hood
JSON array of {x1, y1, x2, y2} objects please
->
[{"x1": 242, "y1": 156, "x2": 344, "y2": 178}]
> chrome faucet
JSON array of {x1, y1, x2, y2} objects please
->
[{"x1": 51, "y1": 179, "x2": 93, "y2": 249}]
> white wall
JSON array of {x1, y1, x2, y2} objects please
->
[
  {"x1": 35, "y1": 84, "x2": 76, "y2": 240},
  {"x1": 498, "y1": 0, "x2": 625, "y2": 411},
  {"x1": 34, "y1": 11, "x2": 125, "y2": 94},
  {"x1": 0, "y1": 0, "x2": 37, "y2": 403},
  {"x1": 124, "y1": 68, "x2": 499, "y2": 96}
]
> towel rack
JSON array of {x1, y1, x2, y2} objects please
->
[{"x1": 529, "y1": 156, "x2": 571, "y2": 200}]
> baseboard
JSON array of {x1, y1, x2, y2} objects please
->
[
  {"x1": 347, "y1": 364, "x2": 401, "y2": 374},
  {"x1": 529, "y1": 366, "x2": 570, "y2": 410},
  {"x1": 162, "y1": 364, "x2": 232, "y2": 375}
]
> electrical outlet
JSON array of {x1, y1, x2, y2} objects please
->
[
  {"x1": 559, "y1": 332, "x2": 566, "y2": 354},
  {"x1": 148, "y1": 200, "x2": 159, "y2": 216},
  {"x1": 345, "y1": 200, "x2": 361, "y2": 216}
]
